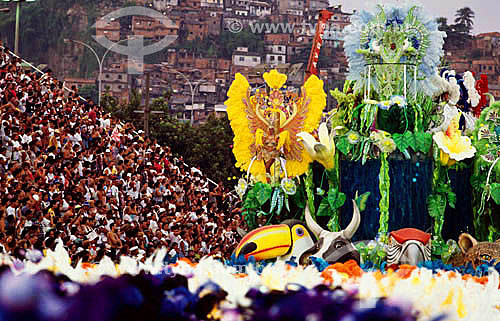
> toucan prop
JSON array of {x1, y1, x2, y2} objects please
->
[{"x1": 235, "y1": 200, "x2": 361, "y2": 265}]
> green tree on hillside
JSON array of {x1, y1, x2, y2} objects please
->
[
  {"x1": 151, "y1": 114, "x2": 240, "y2": 187},
  {"x1": 437, "y1": 17, "x2": 449, "y2": 33},
  {"x1": 436, "y1": 7, "x2": 475, "y2": 50},
  {"x1": 0, "y1": 0, "x2": 105, "y2": 64},
  {"x1": 289, "y1": 42, "x2": 330, "y2": 68},
  {"x1": 190, "y1": 114, "x2": 240, "y2": 185},
  {"x1": 218, "y1": 29, "x2": 265, "y2": 58},
  {"x1": 454, "y1": 7, "x2": 475, "y2": 35}
]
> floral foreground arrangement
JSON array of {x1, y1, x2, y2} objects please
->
[{"x1": 2, "y1": 243, "x2": 500, "y2": 321}]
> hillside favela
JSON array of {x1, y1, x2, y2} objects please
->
[{"x1": 1, "y1": 0, "x2": 500, "y2": 320}]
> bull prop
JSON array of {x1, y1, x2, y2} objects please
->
[{"x1": 234, "y1": 200, "x2": 361, "y2": 265}]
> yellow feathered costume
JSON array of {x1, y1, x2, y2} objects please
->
[{"x1": 225, "y1": 70, "x2": 326, "y2": 182}]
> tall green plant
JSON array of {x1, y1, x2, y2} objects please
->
[{"x1": 471, "y1": 102, "x2": 500, "y2": 241}]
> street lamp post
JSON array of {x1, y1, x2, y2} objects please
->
[
  {"x1": 2, "y1": 0, "x2": 37, "y2": 55},
  {"x1": 64, "y1": 38, "x2": 132, "y2": 107},
  {"x1": 190, "y1": 79, "x2": 209, "y2": 125},
  {"x1": 167, "y1": 68, "x2": 208, "y2": 125},
  {"x1": 251, "y1": 83, "x2": 267, "y2": 93}
]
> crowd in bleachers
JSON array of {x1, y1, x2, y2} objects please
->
[{"x1": 0, "y1": 44, "x2": 244, "y2": 264}]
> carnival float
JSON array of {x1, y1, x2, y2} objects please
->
[
  {"x1": 227, "y1": 2, "x2": 499, "y2": 268},
  {"x1": 2, "y1": 2, "x2": 500, "y2": 321}
]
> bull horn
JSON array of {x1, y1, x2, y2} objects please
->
[
  {"x1": 304, "y1": 203, "x2": 324, "y2": 238},
  {"x1": 342, "y1": 200, "x2": 361, "y2": 240}
]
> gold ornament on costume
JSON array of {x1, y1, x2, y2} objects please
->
[{"x1": 225, "y1": 69, "x2": 326, "y2": 181}]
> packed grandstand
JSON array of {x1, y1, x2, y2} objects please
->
[{"x1": 0, "y1": 45, "x2": 245, "y2": 265}]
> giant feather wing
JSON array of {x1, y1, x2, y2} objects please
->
[
  {"x1": 225, "y1": 74, "x2": 269, "y2": 176},
  {"x1": 280, "y1": 75, "x2": 326, "y2": 177}
]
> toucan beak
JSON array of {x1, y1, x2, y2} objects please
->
[{"x1": 234, "y1": 224, "x2": 292, "y2": 260}]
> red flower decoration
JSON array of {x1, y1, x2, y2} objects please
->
[{"x1": 473, "y1": 74, "x2": 489, "y2": 118}]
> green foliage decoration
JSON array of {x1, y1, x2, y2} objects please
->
[
  {"x1": 240, "y1": 179, "x2": 301, "y2": 230},
  {"x1": 355, "y1": 239, "x2": 387, "y2": 266},
  {"x1": 378, "y1": 152, "x2": 390, "y2": 235},
  {"x1": 317, "y1": 187, "x2": 346, "y2": 232},
  {"x1": 471, "y1": 101, "x2": 500, "y2": 241},
  {"x1": 427, "y1": 155, "x2": 456, "y2": 247}
]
